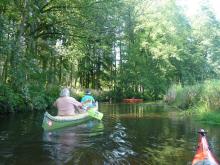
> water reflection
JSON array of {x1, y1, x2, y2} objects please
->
[
  {"x1": 141, "y1": 137, "x2": 189, "y2": 165},
  {"x1": 106, "y1": 103, "x2": 167, "y2": 119},
  {"x1": 100, "y1": 103, "x2": 220, "y2": 165},
  {"x1": 1, "y1": 104, "x2": 220, "y2": 164},
  {"x1": 42, "y1": 120, "x2": 104, "y2": 164}
]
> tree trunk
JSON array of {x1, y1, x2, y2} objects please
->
[{"x1": 59, "y1": 56, "x2": 62, "y2": 84}]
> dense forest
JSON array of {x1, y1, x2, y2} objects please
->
[{"x1": 1, "y1": 0, "x2": 220, "y2": 112}]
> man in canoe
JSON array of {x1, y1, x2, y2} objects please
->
[
  {"x1": 81, "y1": 89, "x2": 96, "y2": 110},
  {"x1": 53, "y1": 88, "x2": 84, "y2": 116}
]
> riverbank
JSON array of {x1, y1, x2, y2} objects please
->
[
  {"x1": 165, "y1": 80, "x2": 220, "y2": 124},
  {"x1": 0, "y1": 82, "x2": 158, "y2": 114},
  {"x1": 0, "y1": 84, "x2": 111, "y2": 113}
]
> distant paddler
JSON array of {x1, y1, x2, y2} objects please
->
[
  {"x1": 81, "y1": 89, "x2": 96, "y2": 110},
  {"x1": 81, "y1": 89, "x2": 103, "y2": 120}
]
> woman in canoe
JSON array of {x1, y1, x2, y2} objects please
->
[{"x1": 53, "y1": 88, "x2": 84, "y2": 116}]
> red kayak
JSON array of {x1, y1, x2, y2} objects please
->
[
  {"x1": 123, "y1": 98, "x2": 143, "y2": 103},
  {"x1": 192, "y1": 129, "x2": 219, "y2": 165}
]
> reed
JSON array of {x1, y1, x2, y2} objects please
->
[{"x1": 165, "y1": 80, "x2": 220, "y2": 123}]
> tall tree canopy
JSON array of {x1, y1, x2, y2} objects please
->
[{"x1": 0, "y1": 0, "x2": 220, "y2": 111}]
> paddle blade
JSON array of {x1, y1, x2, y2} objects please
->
[{"x1": 87, "y1": 109, "x2": 103, "y2": 120}]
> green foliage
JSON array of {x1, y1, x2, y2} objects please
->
[
  {"x1": 0, "y1": 82, "x2": 60, "y2": 112},
  {"x1": 28, "y1": 84, "x2": 60, "y2": 111},
  {"x1": 165, "y1": 84, "x2": 202, "y2": 109},
  {"x1": 1, "y1": 0, "x2": 220, "y2": 112},
  {"x1": 32, "y1": 94, "x2": 48, "y2": 111},
  {"x1": 0, "y1": 83, "x2": 23, "y2": 113},
  {"x1": 166, "y1": 80, "x2": 220, "y2": 111},
  {"x1": 168, "y1": 80, "x2": 220, "y2": 124},
  {"x1": 196, "y1": 112, "x2": 220, "y2": 125}
]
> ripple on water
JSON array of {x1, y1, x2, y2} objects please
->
[
  {"x1": 0, "y1": 131, "x2": 8, "y2": 141},
  {"x1": 102, "y1": 123, "x2": 137, "y2": 164}
]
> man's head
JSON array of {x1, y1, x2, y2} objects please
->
[
  {"x1": 60, "y1": 88, "x2": 70, "y2": 97},
  {"x1": 85, "y1": 89, "x2": 91, "y2": 95}
]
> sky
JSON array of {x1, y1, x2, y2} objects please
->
[{"x1": 177, "y1": 0, "x2": 220, "y2": 20}]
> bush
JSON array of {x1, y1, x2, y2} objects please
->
[
  {"x1": 27, "y1": 84, "x2": 59, "y2": 111},
  {"x1": 0, "y1": 83, "x2": 23, "y2": 113}
]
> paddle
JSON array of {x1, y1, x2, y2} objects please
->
[
  {"x1": 82, "y1": 102, "x2": 103, "y2": 120},
  {"x1": 87, "y1": 108, "x2": 103, "y2": 120}
]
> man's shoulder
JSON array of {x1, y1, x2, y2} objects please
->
[
  {"x1": 90, "y1": 96, "x2": 95, "y2": 100},
  {"x1": 68, "y1": 96, "x2": 76, "y2": 100},
  {"x1": 59, "y1": 96, "x2": 76, "y2": 102}
]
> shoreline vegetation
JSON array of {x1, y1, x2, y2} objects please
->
[
  {"x1": 164, "y1": 80, "x2": 220, "y2": 124},
  {"x1": 1, "y1": 1, "x2": 220, "y2": 117},
  {"x1": 0, "y1": 84, "x2": 113, "y2": 114}
]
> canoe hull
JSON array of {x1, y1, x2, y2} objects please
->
[
  {"x1": 192, "y1": 131, "x2": 219, "y2": 165},
  {"x1": 42, "y1": 112, "x2": 92, "y2": 131}
]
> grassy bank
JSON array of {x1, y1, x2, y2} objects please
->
[{"x1": 164, "y1": 80, "x2": 220, "y2": 124}]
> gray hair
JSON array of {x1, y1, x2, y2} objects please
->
[{"x1": 60, "y1": 88, "x2": 70, "y2": 97}]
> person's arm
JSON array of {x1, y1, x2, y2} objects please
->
[
  {"x1": 71, "y1": 98, "x2": 82, "y2": 107},
  {"x1": 92, "y1": 96, "x2": 96, "y2": 104},
  {"x1": 71, "y1": 98, "x2": 85, "y2": 113}
]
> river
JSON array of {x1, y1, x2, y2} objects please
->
[{"x1": 0, "y1": 103, "x2": 220, "y2": 165}]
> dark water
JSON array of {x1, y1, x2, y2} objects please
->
[{"x1": 0, "y1": 103, "x2": 220, "y2": 165}]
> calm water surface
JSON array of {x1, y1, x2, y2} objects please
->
[{"x1": 0, "y1": 103, "x2": 220, "y2": 165}]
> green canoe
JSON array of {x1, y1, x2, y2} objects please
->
[{"x1": 42, "y1": 112, "x2": 92, "y2": 131}]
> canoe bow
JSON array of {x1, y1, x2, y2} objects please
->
[{"x1": 192, "y1": 129, "x2": 219, "y2": 165}]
